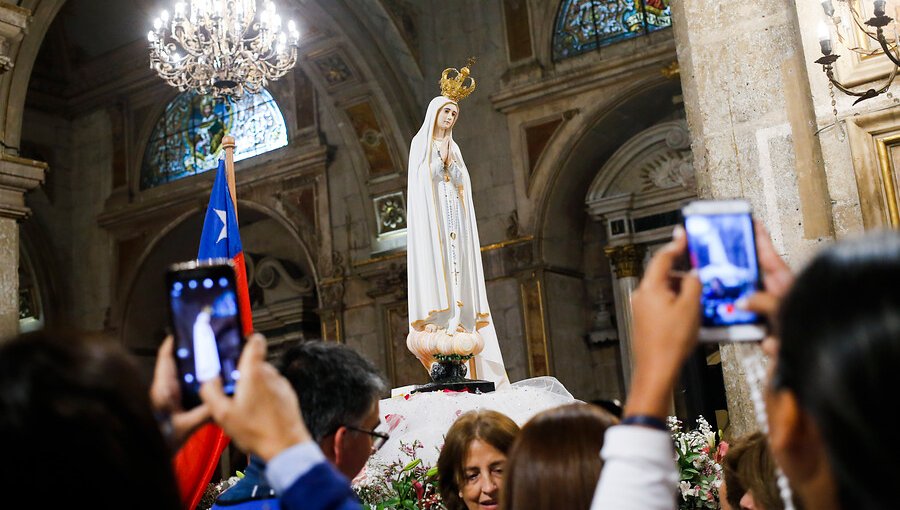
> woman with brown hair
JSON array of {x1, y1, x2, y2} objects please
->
[
  {"x1": 501, "y1": 403, "x2": 618, "y2": 510},
  {"x1": 437, "y1": 410, "x2": 520, "y2": 510},
  {"x1": 722, "y1": 431, "x2": 800, "y2": 510}
]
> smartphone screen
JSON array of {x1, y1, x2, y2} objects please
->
[
  {"x1": 166, "y1": 260, "x2": 245, "y2": 408},
  {"x1": 682, "y1": 201, "x2": 764, "y2": 340}
]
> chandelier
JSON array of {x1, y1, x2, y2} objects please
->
[
  {"x1": 148, "y1": 0, "x2": 300, "y2": 98},
  {"x1": 814, "y1": 0, "x2": 900, "y2": 104}
]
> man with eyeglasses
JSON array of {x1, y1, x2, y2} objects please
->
[{"x1": 212, "y1": 339, "x2": 386, "y2": 509}]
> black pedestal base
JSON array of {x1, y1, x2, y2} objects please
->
[
  {"x1": 411, "y1": 359, "x2": 496, "y2": 394},
  {"x1": 412, "y1": 377, "x2": 496, "y2": 394}
]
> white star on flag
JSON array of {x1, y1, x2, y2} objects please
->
[{"x1": 214, "y1": 209, "x2": 228, "y2": 243}]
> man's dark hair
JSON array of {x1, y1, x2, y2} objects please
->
[
  {"x1": 777, "y1": 230, "x2": 900, "y2": 510},
  {"x1": 276, "y1": 341, "x2": 385, "y2": 442}
]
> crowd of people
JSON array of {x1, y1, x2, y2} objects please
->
[{"x1": 1, "y1": 222, "x2": 897, "y2": 510}]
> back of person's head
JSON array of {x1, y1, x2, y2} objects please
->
[
  {"x1": 438, "y1": 410, "x2": 520, "y2": 510},
  {"x1": 501, "y1": 403, "x2": 617, "y2": 510},
  {"x1": 0, "y1": 330, "x2": 181, "y2": 509},
  {"x1": 276, "y1": 341, "x2": 385, "y2": 442},
  {"x1": 723, "y1": 432, "x2": 783, "y2": 510},
  {"x1": 776, "y1": 230, "x2": 900, "y2": 509}
]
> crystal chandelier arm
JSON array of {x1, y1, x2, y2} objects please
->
[
  {"x1": 819, "y1": 57, "x2": 898, "y2": 105},
  {"x1": 254, "y1": 49, "x2": 297, "y2": 80},
  {"x1": 875, "y1": 26, "x2": 900, "y2": 67},
  {"x1": 170, "y1": 29, "x2": 206, "y2": 56}
]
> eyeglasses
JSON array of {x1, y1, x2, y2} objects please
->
[{"x1": 344, "y1": 424, "x2": 390, "y2": 452}]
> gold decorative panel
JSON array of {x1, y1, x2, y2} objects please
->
[
  {"x1": 846, "y1": 109, "x2": 900, "y2": 228},
  {"x1": 320, "y1": 309, "x2": 342, "y2": 343},
  {"x1": 520, "y1": 273, "x2": 550, "y2": 377},
  {"x1": 875, "y1": 133, "x2": 900, "y2": 226},
  {"x1": 345, "y1": 101, "x2": 396, "y2": 178},
  {"x1": 384, "y1": 303, "x2": 425, "y2": 387}
]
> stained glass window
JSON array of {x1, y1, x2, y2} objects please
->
[
  {"x1": 141, "y1": 88, "x2": 288, "y2": 189},
  {"x1": 552, "y1": 0, "x2": 672, "y2": 61}
]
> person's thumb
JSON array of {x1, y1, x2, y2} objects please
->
[
  {"x1": 199, "y1": 377, "x2": 228, "y2": 420},
  {"x1": 741, "y1": 291, "x2": 779, "y2": 317},
  {"x1": 677, "y1": 271, "x2": 702, "y2": 307},
  {"x1": 237, "y1": 333, "x2": 267, "y2": 373}
]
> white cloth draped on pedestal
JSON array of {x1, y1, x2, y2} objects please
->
[
  {"x1": 406, "y1": 96, "x2": 509, "y2": 388},
  {"x1": 364, "y1": 377, "x2": 577, "y2": 471}
]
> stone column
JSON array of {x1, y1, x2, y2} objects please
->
[
  {"x1": 0, "y1": 153, "x2": 46, "y2": 340},
  {"x1": 671, "y1": 0, "x2": 835, "y2": 437},
  {"x1": 604, "y1": 244, "x2": 645, "y2": 392}
]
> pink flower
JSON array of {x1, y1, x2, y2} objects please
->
[{"x1": 715, "y1": 441, "x2": 730, "y2": 463}]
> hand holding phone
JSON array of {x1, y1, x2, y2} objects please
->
[
  {"x1": 167, "y1": 259, "x2": 246, "y2": 409},
  {"x1": 149, "y1": 336, "x2": 213, "y2": 446},
  {"x1": 682, "y1": 199, "x2": 766, "y2": 342}
]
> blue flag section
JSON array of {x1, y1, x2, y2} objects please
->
[{"x1": 198, "y1": 158, "x2": 243, "y2": 260}]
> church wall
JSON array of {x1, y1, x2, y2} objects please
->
[
  {"x1": 543, "y1": 270, "x2": 595, "y2": 399},
  {"x1": 795, "y1": 0, "x2": 884, "y2": 239},
  {"x1": 69, "y1": 110, "x2": 114, "y2": 329},
  {"x1": 581, "y1": 216, "x2": 624, "y2": 401},
  {"x1": 18, "y1": 108, "x2": 69, "y2": 311},
  {"x1": 486, "y1": 277, "x2": 528, "y2": 383},
  {"x1": 417, "y1": 0, "x2": 518, "y2": 244},
  {"x1": 22, "y1": 107, "x2": 114, "y2": 331}
]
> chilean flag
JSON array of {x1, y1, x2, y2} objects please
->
[{"x1": 174, "y1": 158, "x2": 254, "y2": 509}]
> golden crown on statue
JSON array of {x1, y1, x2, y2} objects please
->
[{"x1": 440, "y1": 57, "x2": 477, "y2": 102}]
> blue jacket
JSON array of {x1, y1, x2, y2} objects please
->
[
  {"x1": 213, "y1": 456, "x2": 360, "y2": 510},
  {"x1": 279, "y1": 463, "x2": 361, "y2": 510},
  {"x1": 212, "y1": 457, "x2": 278, "y2": 510}
]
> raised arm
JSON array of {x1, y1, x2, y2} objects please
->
[{"x1": 592, "y1": 227, "x2": 702, "y2": 510}]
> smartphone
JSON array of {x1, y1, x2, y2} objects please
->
[
  {"x1": 166, "y1": 259, "x2": 246, "y2": 409},
  {"x1": 682, "y1": 199, "x2": 765, "y2": 342}
]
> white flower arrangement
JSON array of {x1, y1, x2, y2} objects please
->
[{"x1": 668, "y1": 415, "x2": 728, "y2": 509}]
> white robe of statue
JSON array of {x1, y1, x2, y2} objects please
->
[
  {"x1": 407, "y1": 96, "x2": 510, "y2": 388},
  {"x1": 193, "y1": 308, "x2": 221, "y2": 382}
]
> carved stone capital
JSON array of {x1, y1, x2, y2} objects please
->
[
  {"x1": 604, "y1": 244, "x2": 646, "y2": 279},
  {"x1": 0, "y1": 152, "x2": 47, "y2": 220},
  {"x1": 364, "y1": 262, "x2": 407, "y2": 300},
  {"x1": 318, "y1": 279, "x2": 346, "y2": 310},
  {"x1": 0, "y1": 4, "x2": 30, "y2": 75}
]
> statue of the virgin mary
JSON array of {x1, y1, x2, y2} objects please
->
[{"x1": 406, "y1": 60, "x2": 510, "y2": 389}]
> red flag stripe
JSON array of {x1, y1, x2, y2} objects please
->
[{"x1": 232, "y1": 251, "x2": 254, "y2": 337}]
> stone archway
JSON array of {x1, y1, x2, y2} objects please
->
[
  {"x1": 120, "y1": 206, "x2": 320, "y2": 377},
  {"x1": 584, "y1": 119, "x2": 696, "y2": 387},
  {"x1": 0, "y1": 0, "x2": 64, "y2": 337},
  {"x1": 531, "y1": 78, "x2": 685, "y2": 401}
]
